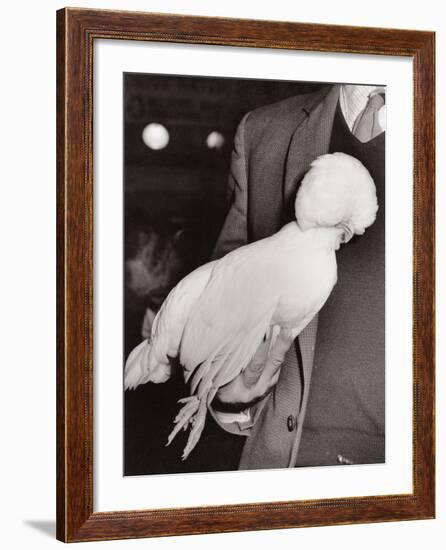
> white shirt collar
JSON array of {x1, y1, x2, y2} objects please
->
[{"x1": 339, "y1": 85, "x2": 386, "y2": 132}]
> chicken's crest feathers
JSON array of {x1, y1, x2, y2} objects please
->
[{"x1": 295, "y1": 152, "x2": 378, "y2": 236}]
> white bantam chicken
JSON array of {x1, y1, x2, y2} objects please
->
[{"x1": 124, "y1": 152, "x2": 378, "y2": 460}]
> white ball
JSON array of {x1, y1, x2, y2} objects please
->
[
  {"x1": 142, "y1": 123, "x2": 169, "y2": 150},
  {"x1": 206, "y1": 131, "x2": 225, "y2": 149}
]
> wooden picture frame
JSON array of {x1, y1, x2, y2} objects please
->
[{"x1": 56, "y1": 7, "x2": 435, "y2": 542}]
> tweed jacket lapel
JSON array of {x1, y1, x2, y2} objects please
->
[
  {"x1": 283, "y1": 85, "x2": 340, "y2": 221},
  {"x1": 247, "y1": 86, "x2": 337, "y2": 242}
]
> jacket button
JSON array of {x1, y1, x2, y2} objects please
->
[{"x1": 287, "y1": 415, "x2": 296, "y2": 432}]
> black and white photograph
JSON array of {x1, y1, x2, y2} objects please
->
[
  {"x1": 1, "y1": 0, "x2": 440, "y2": 546},
  {"x1": 123, "y1": 73, "x2": 386, "y2": 476}
]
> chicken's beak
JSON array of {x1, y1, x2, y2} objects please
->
[{"x1": 337, "y1": 221, "x2": 354, "y2": 244}]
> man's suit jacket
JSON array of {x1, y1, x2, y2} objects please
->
[{"x1": 212, "y1": 84, "x2": 385, "y2": 469}]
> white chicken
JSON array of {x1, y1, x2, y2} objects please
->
[{"x1": 124, "y1": 152, "x2": 378, "y2": 460}]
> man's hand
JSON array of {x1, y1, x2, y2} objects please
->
[{"x1": 212, "y1": 328, "x2": 296, "y2": 412}]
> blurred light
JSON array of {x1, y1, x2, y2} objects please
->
[
  {"x1": 206, "y1": 131, "x2": 225, "y2": 150},
  {"x1": 142, "y1": 123, "x2": 169, "y2": 150}
]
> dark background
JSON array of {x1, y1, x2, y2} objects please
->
[{"x1": 124, "y1": 73, "x2": 324, "y2": 475}]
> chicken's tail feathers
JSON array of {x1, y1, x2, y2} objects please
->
[
  {"x1": 146, "y1": 352, "x2": 172, "y2": 384},
  {"x1": 124, "y1": 338, "x2": 171, "y2": 390},
  {"x1": 266, "y1": 325, "x2": 281, "y2": 350},
  {"x1": 165, "y1": 395, "x2": 200, "y2": 449},
  {"x1": 181, "y1": 393, "x2": 213, "y2": 460},
  {"x1": 166, "y1": 385, "x2": 217, "y2": 460},
  {"x1": 210, "y1": 315, "x2": 274, "y2": 391},
  {"x1": 189, "y1": 343, "x2": 226, "y2": 395},
  {"x1": 124, "y1": 339, "x2": 152, "y2": 390}
]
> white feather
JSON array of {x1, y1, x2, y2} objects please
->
[{"x1": 124, "y1": 339, "x2": 152, "y2": 390}]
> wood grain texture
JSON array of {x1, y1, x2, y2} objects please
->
[{"x1": 56, "y1": 7, "x2": 435, "y2": 543}]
